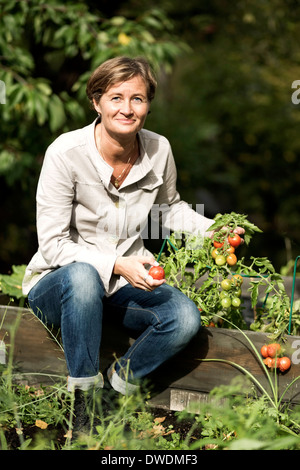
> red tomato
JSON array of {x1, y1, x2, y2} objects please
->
[
  {"x1": 213, "y1": 240, "x2": 224, "y2": 248},
  {"x1": 261, "y1": 345, "x2": 268, "y2": 358},
  {"x1": 263, "y1": 357, "x2": 273, "y2": 368},
  {"x1": 227, "y1": 233, "x2": 242, "y2": 247},
  {"x1": 270, "y1": 357, "x2": 280, "y2": 369},
  {"x1": 278, "y1": 357, "x2": 291, "y2": 372},
  {"x1": 267, "y1": 343, "x2": 281, "y2": 358},
  {"x1": 148, "y1": 266, "x2": 165, "y2": 280}
]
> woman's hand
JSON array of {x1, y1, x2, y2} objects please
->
[
  {"x1": 209, "y1": 226, "x2": 245, "y2": 242},
  {"x1": 113, "y1": 255, "x2": 166, "y2": 291}
]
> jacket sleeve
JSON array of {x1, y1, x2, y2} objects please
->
[
  {"x1": 35, "y1": 143, "x2": 117, "y2": 292},
  {"x1": 154, "y1": 146, "x2": 214, "y2": 236}
]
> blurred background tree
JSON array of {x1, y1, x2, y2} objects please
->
[{"x1": 0, "y1": 0, "x2": 299, "y2": 275}]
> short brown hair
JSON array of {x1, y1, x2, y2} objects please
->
[{"x1": 86, "y1": 56, "x2": 157, "y2": 110}]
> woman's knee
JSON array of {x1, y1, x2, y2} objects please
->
[
  {"x1": 62, "y1": 262, "x2": 105, "y2": 302},
  {"x1": 175, "y1": 297, "x2": 201, "y2": 340},
  {"x1": 160, "y1": 287, "x2": 201, "y2": 343}
]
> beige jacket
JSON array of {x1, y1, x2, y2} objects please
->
[{"x1": 22, "y1": 119, "x2": 214, "y2": 296}]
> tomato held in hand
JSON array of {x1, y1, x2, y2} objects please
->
[
  {"x1": 148, "y1": 265, "x2": 165, "y2": 280},
  {"x1": 227, "y1": 233, "x2": 242, "y2": 247}
]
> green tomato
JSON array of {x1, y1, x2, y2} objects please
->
[
  {"x1": 220, "y1": 290, "x2": 230, "y2": 299},
  {"x1": 221, "y1": 297, "x2": 231, "y2": 308},
  {"x1": 232, "y1": 297, "x2": 241, "y2": 307},
  {"x1": 215, "y1": 255, "x2": 226, "y2": 266},
  {"x1": 221, "y1": 279, "x2": 232, "y2": 291},
  {"x1": 233, "y1": 287, "x2": 242, "y2": 297}
]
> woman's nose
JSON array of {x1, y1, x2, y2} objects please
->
[{"x1": 120, "y1": 99, "x2": 133, "y2": 115}]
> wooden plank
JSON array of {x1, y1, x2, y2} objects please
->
[
  {"x1": 0, "y1": 340, "x2": 5, "y2": 364},
  {"x1": 170, "y1": 389, "x2": 227, "y2": 413},
  {"x1": 2, "y1": 305, "x2": 300, "y2": 409},
  {"x1": 0, "y1": 305, "x2": 68, "y2": 385},
  {"x1": 0, "y1": 305, "x2": 133, "y2": 386},
  {"x1": 150, "y1": 327, "x2": 300, "y2": 405}
]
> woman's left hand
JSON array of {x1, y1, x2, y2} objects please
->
[{"x1": 209, "y1": 226, "x2": 245, "y2": 242}]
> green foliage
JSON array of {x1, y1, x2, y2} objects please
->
[
  {"x1": 186, "y1": 377, "x2": 300, "y2": 450},
  {"x1": 0, "y1": 265, "x2": 26, "y2": 300},
  {"x1": 143, "y1": 0, "x2": 300, "y2": 268},
  {"x1": 0, "y1": 0, "x2": 187, "y2": 186},
  {"x1": 209, "y1": 212, "x2": 262, "y2": 246}
]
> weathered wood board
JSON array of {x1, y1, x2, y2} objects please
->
[
  {"x1": 1, "y1": 304, "x2": 300, "y2": 411},
  {"x1": 0, "y1": 305, "x2": 132, "y2": 386},
  {"x1": 0, "y1": 305, "x2": 68, "y2": 385},
  {"x1": 149, "y1": 327, "x2": 300, "y2": 409}
]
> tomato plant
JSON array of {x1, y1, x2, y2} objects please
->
[
  {"x1": 157, "y1": 211, "x2": 299, "y2": 337},
  {"x1": 260, "y1": 342, "x2": 292, "y2": 373}
]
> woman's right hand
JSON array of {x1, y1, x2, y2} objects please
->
[{"x1": 113, "y1": 255, "x2": 166, "y2": 291}]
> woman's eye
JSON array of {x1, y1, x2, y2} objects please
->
[
  {"x1": 133, "y1": 97, "x2": 143, "y2": 103},
  {"x1": 112, "y1": 96, "x2": 121, "y2": 102}
]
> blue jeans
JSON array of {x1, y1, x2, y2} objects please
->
[{"x1": 28, "y1": 262, "x2": 201, "y2": 392}]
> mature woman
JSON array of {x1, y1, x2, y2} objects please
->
[{"x1": 23, "y1": 56, "x2": 243, "y2": 432}]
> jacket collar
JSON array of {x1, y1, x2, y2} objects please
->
[{"x1": 85, "y1": 119, "x2": 154, "y2": 191}]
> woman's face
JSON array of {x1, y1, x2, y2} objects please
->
[{"x1": 94, "y1": 75, "x2": 150, "y2": 140}]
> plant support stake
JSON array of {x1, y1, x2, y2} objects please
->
[{"x1": 288, "y1": 255, "x2": 300, "y2": 335}]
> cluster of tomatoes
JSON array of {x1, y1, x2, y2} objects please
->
[
  {"x1": 211, "y1": 232, "x2": 242, "y2": 267},
  {"x1": 260, "y1": 343, "x2": 291, "y2": 372},
  {"x1": 220, "y1": 274, "x2": 243, "y2": 309}
]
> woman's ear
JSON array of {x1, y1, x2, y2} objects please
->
[{"x1": 93, "y1": 98, "x2": 101, "y2": 114}]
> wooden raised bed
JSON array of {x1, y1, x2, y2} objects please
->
[{"x1": 1, "y1": 300, "x2": 300, "y2": 412}]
